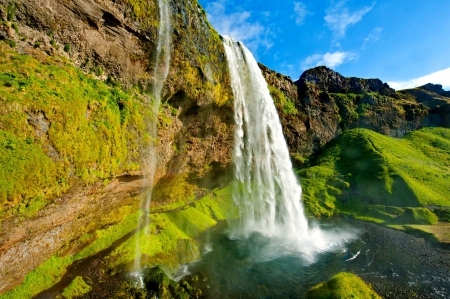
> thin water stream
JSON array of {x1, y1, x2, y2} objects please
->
[{"x1": 134, "y1": 0, "x2": 172, "y2": 276}]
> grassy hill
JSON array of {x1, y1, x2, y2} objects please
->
[{"x1": 298, "y1": 127, "x2": 450, "y2": 225}]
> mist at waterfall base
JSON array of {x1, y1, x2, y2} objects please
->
[
  {"x1": 173, "y1": 37, "x2": 365, "y2": 297},
  {"x1": 172, "y1": 37, "x2": 450, "y2": 298},
  {"x1": 177, "y1": 220, "x2": 450, "y2": 298},
  {"x1": 221, "y1": 35, "x2": 358, "y2": 262}
]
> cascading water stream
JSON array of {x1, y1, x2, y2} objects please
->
[
  {"x1": 133, "y1": 0, "x2": 172, "y2": 278},
  {"x1": 223, "y1": 36, "x2": 309, "y2": 241},
  {"x1": 222, "y1": 36, "x2": 356, "y2": 260}
]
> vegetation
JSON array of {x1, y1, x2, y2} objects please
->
[
  {"x1": 1, "y1": 185, "x2": 234, "y2": 298},
  {"x1": 6, "y1": 2, "x2": 17, "y2": 21},
  {"x1": 106, "y1": 186, "x2": 236, "y2": 270},
  {"x1": 59, "y1": 276, "x2": 92, "y2": 299},
  {"x1": 306, "y1": 272, "x2": 381, "y2": 299},
  {"x1": 269, "y1": 85, "x2": 298, "y2": 115},
  {"x1": 0, "y1": 44, "x2": 152, "y2": 213},
  {"x1": 140, "y1": 266, "x2": 202, "y2": 299},
  {"x1": 298, "y1": 127, "x2": 450, "y2": 224},
  {"x1": 0, "y1": 207, "x2": 142, "y2": 299},
  {"x1": 117, "y1": 0, "x2": 231, "y2": 106}
]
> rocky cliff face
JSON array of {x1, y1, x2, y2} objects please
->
[
  {"x1": 261, "y1": 65, "x2": 449, "y2": 163},
  {"x1": 399, "y1": 84, "x2": 450, "y2": 128},
  {"x1": 297, "y1": 66, "x2": 396, "y2": 97},
  {"x1": 0, "y1": 0, "x2": 233, "y2": 294}
]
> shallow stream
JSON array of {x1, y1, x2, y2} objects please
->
[{"x1": 177, "y1": 220, "x2": 450, "y2": 299}]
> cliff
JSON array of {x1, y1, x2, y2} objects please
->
[
  {"x1": 0, "y1": 0, "x2": 234, "y2": 294},
  {"x1": 1, "y1": 0, "x2": 449, "y2": 296},
  {"x1": 261, "y1": 65, "x2": 450, "y2": 164}
]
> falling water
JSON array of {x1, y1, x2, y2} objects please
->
[
  {"x1": 222, "y1": 36, "x2": 309, "y2": 240},
  {"x1": 133, "y1": 0, "x2": 172, "y2": 277},
  {"x1": 222, "y1": 36, "x2": 357, "y2": 261}
]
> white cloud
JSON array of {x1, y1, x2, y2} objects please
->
[
  {"x1": 388, "y1": 68, "x2": 450, "y2": 90},
  {"x1": 362, "y1": 27, "x2": 383, "y2": 49},
  {"x1": 204, "y1": 1, "x2": 273, "y2": 54},
  {"x1": 302, "y1": 51, "x2": 357, "y2": 70},
  {"x1": 325, "y1": 1, "x2": 375, "y2": 37},
  {"x1": 293, "y1": 2, "x2": 310, "y2": 25}
]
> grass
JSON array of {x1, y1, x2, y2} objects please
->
[
  {"x1": 0, "y1": 44, "x2": 152, "y2": 214},
  {"x1": 0, "y1": 209, "x2": 142, "y2": 299},
  {"x1": 389, "y1": 223, "x2": 450, "y2": 244},
  {"x1": 269, "y1": 85, "x2": 298, "y2": 115},
  {"x1": 106, "y1": 186, "x2": 236, "y2": 270},
  {"x1": 59, "y1": 276, "x2": 92, "y2": 299},
  {"x1": 306, "y1": 272, "x2": 381, "y2": 299},
  {"x1": 298, "y1": 127, "x2": 450, "y2": 224}
]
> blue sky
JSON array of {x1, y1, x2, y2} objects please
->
[{"x1": 197, "y1": 0, "x2": 450, "y2": 90}]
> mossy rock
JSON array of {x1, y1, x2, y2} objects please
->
[
  {"x1": 0, "y1": 44, "x2": 152, "y2": 214},
  {"x1": 58, "y1": 276, "x2": 92, "y2": 299},
  {"x1": 143, "y1": 266, "x2": 202, "y2": 299},
  {"x1": 306, "y1": 272, "x2": 381, "y2": 299}
]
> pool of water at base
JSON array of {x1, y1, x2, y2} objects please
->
[{"x1": 175, "y1": 220, "x2": 450, "y2": 299}]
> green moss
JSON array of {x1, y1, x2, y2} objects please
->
[
  {"x1": 106, "y1": 186, "x2": 235, "y2": 270},
  {"x1": 435, "y1": 209, "x2": 450, "y2": 222},
  {"x1": 394, "y1": 208, "x2": 439, "y2": 225},
  {"x1": 269, "y1": 85, "x2": 298, "y2": 115},
  {"x1": 11, "y1": 22, "x2": 18, "y2": 34},
  {"x1": 0, "y1": 209, "x2": 142, "y2": 299},
  {"x1": 63, "y1": 44, "x2": 71, "y2": 53},
  {"x1": 6, "y1": 2, "x2": 17, "y2": 22},
  {"x1": 306, "y1": 272, "x2": 382, "y2": 299},
  {"x1": 298, "y1": 128, "x2": 450, "y2": 223},
  {"x1": 3, "y1": 39, "x2": 16, "y2": 48},
  {"x1": 59, "y1": 276, "x2": 92, "y2": 299},
  {"x1": 0, "y1": 44, "x2": 152, "y2": 214},
  {"x1": 152, "y1": 174, "x2": 197, "y2": 207}
]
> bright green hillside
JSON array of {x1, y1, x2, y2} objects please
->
[
  {"x1": 306, "y1": 272, "x2": 381, "y2": 299},
  {"x1": 299, "y1": 127, "x2": 450, "y2": 224}
]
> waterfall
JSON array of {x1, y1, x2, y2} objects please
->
[
  {"x1": 133, "y1": 0, "x2": 172, "y2": 277},
  {"x1": 222, "y1": 36, "x2": 309, "y2": 241}
]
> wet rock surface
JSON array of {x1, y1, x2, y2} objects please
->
[
  {"x1": 0, "y1": 0, "x2": 233, "y2": 293},
  {"x1": 355, "y1": 221, "x2": 450, "y2": 299}
]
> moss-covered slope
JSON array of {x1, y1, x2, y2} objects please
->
[
  {"x1": 0, "y1": 186, "x2": 235, "y2": 299},
  {"x1": 298, "y1": 127, "x2": 450, "y2": 224},
  {"x1": 306, "y1": 272, "x2": 381, "y2": 299}
]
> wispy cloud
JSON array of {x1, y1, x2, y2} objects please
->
[
  {"x1": 362, "y1": 27, "x2": 383, "y2": 49},
  {"x1": 325, "y1": 1, "x2": 375, "y2": 37},
  {"x1": 292, "y1": 2, "x2": 311, "y2": 25},
  {"x1": 302, "y1": 51, "x2": 357, "y2": 69},
  {"x1": 204, "y1": 1, "x2": 273, "y2": 54},
  {"x1": 388, "y1": 68, "x2": 450, "y2": 90}
]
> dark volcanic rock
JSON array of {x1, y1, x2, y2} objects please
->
[
  {"x1": 419, "y1": 83, "x2": 449, "y2": 96},
  {"x1": 259, "y1": 65, "x2": 449, "y2": 161},
  {"x1": 296, "y1": 66, "x2": 396, "y2": 98}
]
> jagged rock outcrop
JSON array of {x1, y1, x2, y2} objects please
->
[
  {"x1": 419, "y1": 83, "x2": 450, "y2": 97},
  {"x1": 260, "y1": 65, "x2": 449, "y2": 162},
  {"x1": 398, "y1": 85, "x2": 450, "y2": 128},
  {"x1": 297, "y1": 66, "x2": 396, "y2": 99}
]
